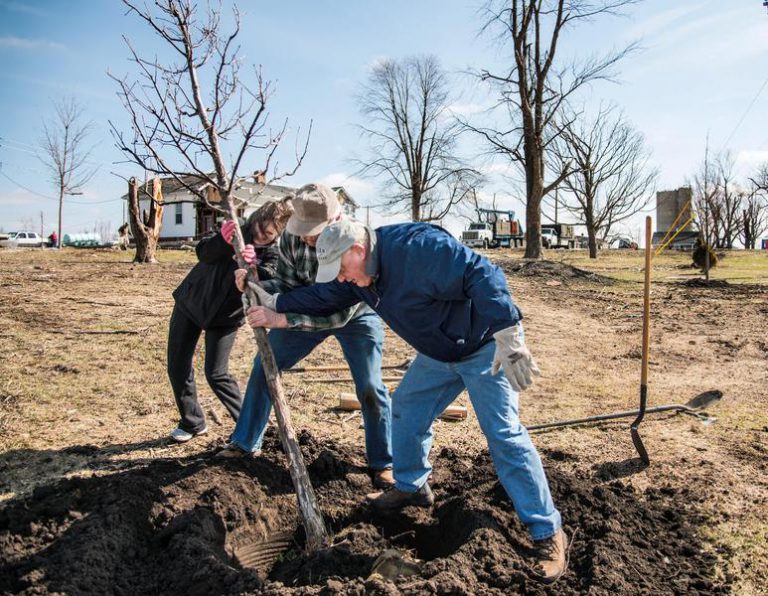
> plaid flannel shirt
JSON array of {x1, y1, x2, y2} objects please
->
[{"x1": 260, "y1": 230, "x2": 369, "y2": 330}]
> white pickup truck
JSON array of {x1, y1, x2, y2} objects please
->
[{"x1": 0, "y1": 231, "x2": 44, "y2": 248}]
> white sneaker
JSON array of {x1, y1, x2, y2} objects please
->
[{"x1": 169, "y1": 426, "x2": 208, "y2": 443}]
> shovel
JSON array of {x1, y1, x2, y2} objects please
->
[
  {"x1": 527, "y1": 390, "x2": 722, "y2": 432},
  {"x1": 630, "y1": 216, "x2": 653, "y2": 465}
]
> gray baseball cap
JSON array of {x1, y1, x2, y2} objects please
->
[
  {"x1": 286, "y1": 183, "x2": 341, "y2": 237},
  {"x1": 315, "y1": 219, "x2": 363, "y2": 283}
]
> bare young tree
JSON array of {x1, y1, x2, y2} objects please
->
[
  {"x1": 108, "y1": 0, "x2": 326, "y2": 549},
  {"x1": 551, "y1": 105, "x2": 657, "y2": 258},
  {"x1": 355, "y1": 55, "x2": 479, "y2": 222},
  {"x1": 38, "y1": 97, "x2": 97, "y2": 248},
  {"x1": 108, "y1": 1, "x2": 310, "y2": 261},
  {"x1": 465, "y1": 0, "x2": 640, "y2": 258}
]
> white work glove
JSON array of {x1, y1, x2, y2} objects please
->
[
  {"x1": 491, "y1": 325, "x2": 541, "y2": 391},
  {"x1": 234, "y1": 269, "x2": 278, "y2": 309}
]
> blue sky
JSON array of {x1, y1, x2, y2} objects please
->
[{"x1": 1, "y1": 0, "x2": 767, "y2": 240}]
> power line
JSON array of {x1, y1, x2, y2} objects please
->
[
  {"x1": 721, "y1": 73, "x2": 768, "y2": 150},
  {"x1": 0, "y1": 169, "x2": 121, "y2": 205}
]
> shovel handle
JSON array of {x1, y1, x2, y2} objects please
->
[{"x1": 641, "y1": 216, "x2": 652, "y2": 388}]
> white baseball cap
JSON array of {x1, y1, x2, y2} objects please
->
[{"x1": 315, "y1": 220, "x2": 364, "y2": 283}]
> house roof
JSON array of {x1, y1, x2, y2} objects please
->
[
  {"x1": 121, "y1": 175, "x2": 355, "y2": 208},
  {"x1": 332, "y1": 186, "x2": 358, "y2": 208},
  {"x1": 120, "y1": 174, "x2": 295, "y2": 207}
]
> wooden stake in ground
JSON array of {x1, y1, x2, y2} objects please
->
[{"x1": 221, "y1": 199, "x2": 329, "y2": 551}]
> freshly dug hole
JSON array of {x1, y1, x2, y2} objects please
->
[{"x1": 0, "y1": 430, "x2": 729, "y2": 594}]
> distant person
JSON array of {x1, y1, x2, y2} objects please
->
[
  {"x1": 47, "y1": 231, "x2": 58, "y2": 248},
  {"x1": 117, "y1": 223, "x2": 130, "y2": 251},
  {"x1": 166, "y1": 197, "x2": 293, "y2": 443}
]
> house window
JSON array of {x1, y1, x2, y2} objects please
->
[{"x1": 175, "y1": 203, "x2": 183, "y2": 225}]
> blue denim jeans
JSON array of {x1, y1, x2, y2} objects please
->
[
  {"x1": 391, "y1": 337, "x2": 561, "y2": 540},
  {"x1": 230, "y1": 312, "x2": 393, "y2": 470}
]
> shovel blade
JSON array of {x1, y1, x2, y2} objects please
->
[
  {"x1": 630, "y1": 426, "x2": 650, "y2": 465},
  {"x1": 685, "y1": 390, "x2": 723, "y2": 411},
  {"x1": 234, "y1": 532, "x2": 294, "y2": 572}
]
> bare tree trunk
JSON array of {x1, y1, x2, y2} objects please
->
[
  {"x1": 586, "y1": 216, "x2": 598, "y2": 259},
  {"x1": 127, "y1": 177, "x2": 164, "y2": 263},
  {"x1": 57, "y1": 184, "x2": 64, "y2": 249},
  {"x1": 524, "y1": 154, "x2": 544, "y2": 259}
]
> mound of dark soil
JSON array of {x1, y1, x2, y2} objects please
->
[
  {"x1": 681, "y1": 278, "x2": 730, "y2": 288},
  {"x1": 501, "y1": 260, "x2": 614, "y2": 285},
  {"x1": 0, "y1": 430, "x2": 728, "y2": 595}
]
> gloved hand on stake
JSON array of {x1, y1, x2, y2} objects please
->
[
  {"x1": 491, "y1": 325, "x2": 541, "y2": 391},
  {"x1": 241, "y1": 244, "x2": 258, "y2": 265},
  {"x1": 234, "y1": 269, "x2": 279, "y2": 309},
  {"x1": 221, "y1": 220, "x2": 238, "y2": 245}
]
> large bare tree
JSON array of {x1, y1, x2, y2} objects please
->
[
  {"x1": 108, "y1": 0, "x2": 326, "y2": 550},
  {"x1": 355, "y1": 55, "x2": 479, "y2": 222},
  {"x1": 465, "y1": 0, "x2": 640, "y2": 258},
  {"x1": 693, "y1": 151, "x2": 743, "y2": 249},
  {"x1": 551, "y1": 105, "x2": 657, "y2": 258},
  {"x1": 38, "y1": 97, "x2": 97, "y2": 248},
  {"x1": 745, "y1": 163, "x2": 768, "y2": 249}
]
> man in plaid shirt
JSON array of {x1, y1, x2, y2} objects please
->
[{"x1": 219, "y1": 183, "x2": 394, "y2": 488}]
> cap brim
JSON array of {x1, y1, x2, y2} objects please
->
[
  {"x1": 315, "y1": 258, "x2": 342, "y2": 284},
  {"x1": 286, "y1": 206, "x2": 342, "y2": 238},
  {"x1": 286, "y1": 217, "x2": 327, "y2": 237}
]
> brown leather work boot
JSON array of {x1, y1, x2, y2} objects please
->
[
  {"x1": 371, "y1": 468, "x2": 395, "y2": 489},
  {"x1": 532, "y1": 528, "x2": 569, "y2": 584},
  {"x1": 366, "y1": 483, "x2": 434, "y2": 510}
]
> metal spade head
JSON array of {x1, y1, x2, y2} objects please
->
[
  {"x1": 630, "y1": 425, "x2": 650, "y2": 465},
  {"x1": 685, "y1": 390, "x2": 723, "y2": 411}
]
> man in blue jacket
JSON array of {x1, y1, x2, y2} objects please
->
[{"x1": 244, "y1": 219, "x2": 567, "y2": 584}]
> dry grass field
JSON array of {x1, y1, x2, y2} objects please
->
[{"x1": 0, "y1": 246, "x2": 766, "y2": 594}]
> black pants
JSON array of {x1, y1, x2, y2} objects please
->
[{"x1": 167, "y1": 305, "x2": 242, "y2": 433}]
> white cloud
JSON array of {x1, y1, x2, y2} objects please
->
[
  {"x1": 446, "y1": 102, "x2": 489, "y2": 117},
  {"x1": 735, "y1": 150, "x2": 768, "y2": 174},
  {"x1": 0, "y1": 1, "x2": 51, "y2": 17},
  {"x1": 0, "y1": 36, "x2": 65, "y2": 50},
  {"x1": 317, "y1": 172, "x2": 376, "y2": 203},
  {"x1": 625, "y1": 4, "x2": 703, "y2": 40}
]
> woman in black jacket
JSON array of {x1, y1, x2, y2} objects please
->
[{"x1": 167, "y1": 198, "x2": 293, "y2": 442}]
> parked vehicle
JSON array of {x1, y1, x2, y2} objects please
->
[
  {"x1": 541, "y1": 224, "x2": 576, "y2": 249},
  {"x1": 63, "y1": 232, "x2": 102, "y2": 247},
  {"x1": 461, "y1": 222, "x2": 495, "y2": 249},
  {"x1": 461, "y1": 209, "x2": 525, "y2": 249},
  {"x1": 0, "y1": 231, "x2": 44, "y2": 248}
]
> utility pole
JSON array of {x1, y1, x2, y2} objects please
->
[
  {"x1": 704, "y1": 134, "x2": 711, "y2": 283},
  {"x1": 40, "y1": 211, "x2": 44, "y2": 248},
  {"x1": 554, "y1": 188, "x2": 559, "y2": 225}
]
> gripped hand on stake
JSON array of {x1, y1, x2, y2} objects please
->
[{"x1": 223, "y1": 211, "x2": 329, "y2": 552}]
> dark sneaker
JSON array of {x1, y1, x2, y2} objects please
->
[
  {"x1": 366, "y1": 483, "x2": 434, "y2": 510},
  {"x1": 531, "y1": 528, "x2": 569, "y2": 584},
  {"x1": 371, "y1": 468, "x2": 395, "y2": 489}
]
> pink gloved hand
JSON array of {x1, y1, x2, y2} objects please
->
[
  {"x1": 221, "y1": 220, "x2": 238, "y2": 245},
  {"x1": 241, "y1": 244, "x2": 258, "y2": 265}
]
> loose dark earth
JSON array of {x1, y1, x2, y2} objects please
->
[{"x1": 0, "y1": 429, "x2": 727, "y2": 595}]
